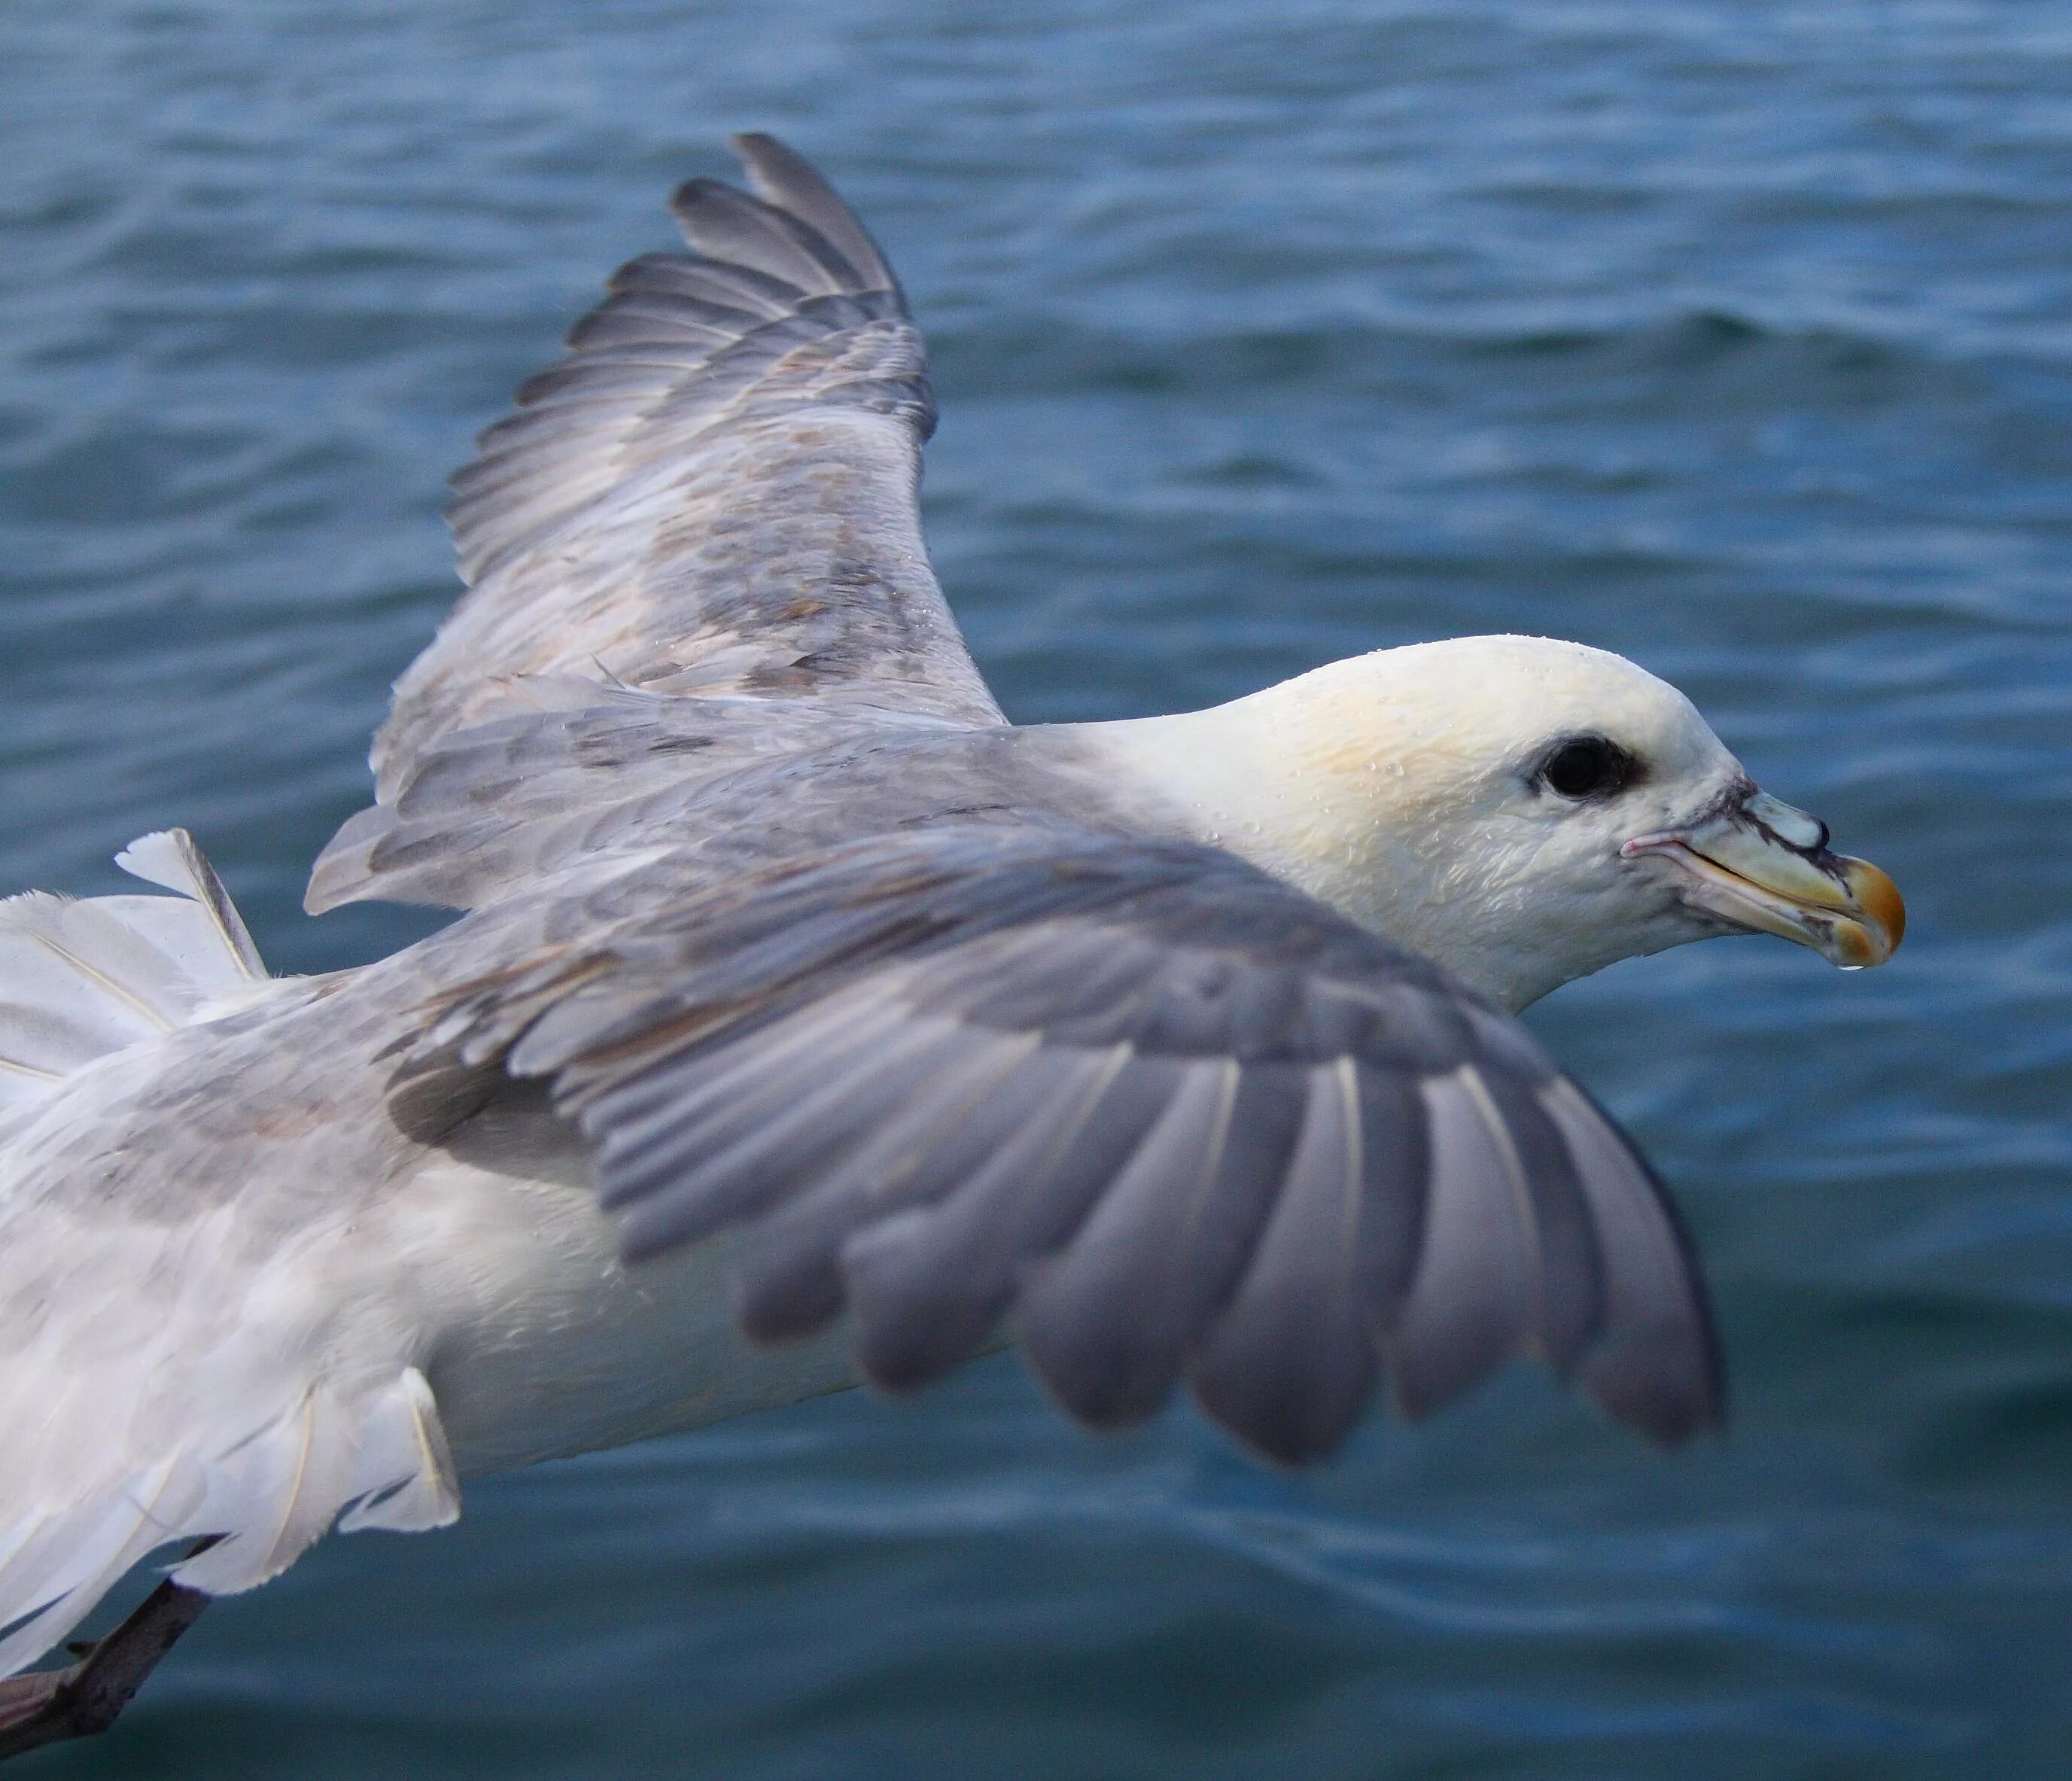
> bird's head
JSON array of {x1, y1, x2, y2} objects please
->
[{"x1": 1094, "y1": 635, "x2": 1903, "y2": 1011}]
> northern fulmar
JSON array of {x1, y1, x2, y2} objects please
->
[{"x1": 0, "y1": 135, "x2": 1901, "y2": 1753}]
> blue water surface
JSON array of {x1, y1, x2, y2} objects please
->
[{"x1": 2, "y1": 2, "x2": 2068, "y2": 1775}]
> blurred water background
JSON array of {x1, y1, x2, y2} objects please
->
[{"x1": 3, "y1": 2, "x2": 2069, "y2": 1775}]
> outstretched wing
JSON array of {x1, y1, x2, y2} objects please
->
[
  {"x1": 372, "y1": 133, "x2": 1001, "y2": 807},
  {"x1": 415, "y1": 824, "x2": 1724, "y2": 1464}
]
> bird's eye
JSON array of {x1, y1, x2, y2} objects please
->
[{"x1": 1539, "y1": 735, "x2": 1638, "y2": 799}]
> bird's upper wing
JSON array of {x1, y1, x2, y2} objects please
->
[
  {"x1": 412, "y1": 823, "x2": 1723, "y2": 1463},
  {"x1": 345, "y1": 135, "x2": 997, "y2": 882}
]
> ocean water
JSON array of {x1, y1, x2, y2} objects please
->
[{"x1": 2, "y1": 2, "x2": 2068, "y2": 1774}]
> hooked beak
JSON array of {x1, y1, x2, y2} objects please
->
[{"x1": 1624, "y1": 788, "x2": 1905, "y2": 968}]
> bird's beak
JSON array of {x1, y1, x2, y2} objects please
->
[{"x1": 1624, "y1": 788, "x2": 1905, "y2": 968}]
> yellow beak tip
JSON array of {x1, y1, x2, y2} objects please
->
[{"x1": 1837, "y1": 855, "x2": 1906, "y2": 962}]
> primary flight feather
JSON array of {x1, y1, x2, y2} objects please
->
[{"x1": 0, "y1": 136, "x2": 1901, "y2": 1709}]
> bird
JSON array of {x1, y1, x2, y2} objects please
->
[{"x1": 0, "y1": 134, "x2": 1902, "y2": 1753}]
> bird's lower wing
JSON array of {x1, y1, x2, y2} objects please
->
[{"x1": 411, "y1": 823, "x2": 1724, "y2": 1464}]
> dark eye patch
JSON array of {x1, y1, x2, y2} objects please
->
[{"x1": 1538, "y1": 735, "x2": 1639, "y2": 799}]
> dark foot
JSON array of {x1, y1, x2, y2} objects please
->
[{"x1": 0, "y1": 1548, "x2": 215, "y2": 1764}]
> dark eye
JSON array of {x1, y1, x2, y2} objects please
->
[{"x1": 1539, "y1": 735, "x2": 1638, "y2": 799}]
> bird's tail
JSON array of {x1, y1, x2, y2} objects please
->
[
  {"x1": 0, "y1": 833, "x2": 460, "y2": 1677},
  {"x1": 0, "y1": 828, "x2": 267, "y2": 1109}
]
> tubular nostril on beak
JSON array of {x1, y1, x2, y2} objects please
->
[{"x1": 1745, "y1": 790, "x2": 1828, "y2": 854}]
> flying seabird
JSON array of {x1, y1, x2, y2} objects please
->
[{"x1": 0, "y1": 135, "x2": 1903, "y2": 1753}]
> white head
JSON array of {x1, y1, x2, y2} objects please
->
[{"x1": 1090, "y1": 635, "x2": 1903, "y2": 1011}]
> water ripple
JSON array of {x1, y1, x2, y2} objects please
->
[{"x1": 2, "y1": 2, "x2": 2068, "y2": 1775}]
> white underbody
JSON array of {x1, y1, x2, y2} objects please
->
[{"x1": 394, "y1": 1095, "x2": 855, "y2": 1477}]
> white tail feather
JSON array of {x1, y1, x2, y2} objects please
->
[
  {"x1": 113, "y1": 829, "x2": 266, "y2": 982},
  {"x1": 333, "y1": 1369, "x2": 463, "y2": 1537},
  {"x1": 0, "y1": 830, "x2": 266, "y2": 1110},
  {"x1": 0, "y1": 1368, "x2": 462, "y2": 1675},
  {"x1": 170, "y1": 1372, "x2": 459, "y2": 1597},
  {"x1": 0, "y1": 1457, "x2": 203, "y2": 1673}
]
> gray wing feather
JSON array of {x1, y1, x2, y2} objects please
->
[
  {"x1": 1015, "y1": 1057, "x2": 1264, "y2": 1428},
  {"x1": 1189, "y1": 1062, "x2": 1395, "y2": 1464},
  {"x1": 410, "y1": 824, "x2": 1724, "y2": 1462},
  {"x1": 841, "y1": 1043, "x2": 1141, "y2": 1385},
  {"x1": 1537, "y1": 1078, "x2": 1725, "y2": 1436},
  {"x1": 315, "y1": 137, "x2": 999, "y2": 915},
  {"x1": 1386, "y1": 1068, "x2": 1541, "y2": 1417},
  {"x1": 731, "y1": 133, "x2": 901, "y2": 293}
]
